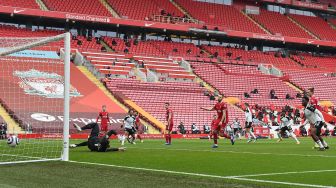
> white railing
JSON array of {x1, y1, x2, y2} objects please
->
[
  {"x1": 146, "y1": 69, "x2": 159, "y2": 82},
  {"x1": 135, "y1": 68, "x2": 147, "y2": 81}
]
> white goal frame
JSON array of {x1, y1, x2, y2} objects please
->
[{"x1": 0, "y1": 33, "x2": 71, "y2": 164}]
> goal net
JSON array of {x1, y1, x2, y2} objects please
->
[{"x1": 0, "y1": 33, "x2": 70, "y2": 164}]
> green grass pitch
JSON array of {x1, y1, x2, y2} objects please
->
[{"x1": 0, "y1": 137, "x2": 336, "y2": 188}]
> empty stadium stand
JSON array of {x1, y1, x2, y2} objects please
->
[
  {"x1": 106, "y1": 0, "x2": 184, "y2": 20},
  {"x1": 0, "y1": 0, "x2": 40, "y2": 9},
  {"x1": 81, "y1": 51, "x2": 194, "y2": 80},
  {"x1": 105, "y1": 78, "x2": 244, "y2": 132},
  {"x1": 150, "y1": 40, "x2": 208, "y2": 57},
  {"x1": 284, "y1": 69, "x2": 336, "y2": 104},
  {"x1": 191, "y1": 61, "x2": 300, "y2": 107},
  {"x1": 291, "y1": 54, "x2": 336, "y2": 69},
  {"x1": 102, "y1": 37, "x2": 165, "y2": 56},
  {"x1": 174, "y1": 0, "x2": 265, "y2": 33},
  {"x1": 249, "y1": 10, "x2": 313, "y2": 39},
  {"x1": 202, "y1": 45, "x2": 300, "y2": 68},
  {"x1": 290, "y1": 14, "x2": 336, "y2": 41},
  {"x1": 42, "y1": 0, "x2": 112, "y2": 16}
]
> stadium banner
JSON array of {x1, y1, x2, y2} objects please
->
[
  {"x1": 261, "y1": 0, "x2": 333, "y2": 11},
  {"x1": 261, "y1": 0, "x2": 292, "y2": 5},
  {"x1": 292, "y1": 0, "x2": 328, "y2": 10},
  {"x1": 254, "y1": 127, "x2": 271, "y2": 137},
  {"x1": 226, "y1": 30, "x2": 336, "y2": 47},
  {"x1": 0, "y1": 57, "x2": 126, "y2": 132}
]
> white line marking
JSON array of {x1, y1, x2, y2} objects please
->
[
  {"x1": 0, "y1": 158, "x2": 61, "y2": 165},
  {"x1": 1, "y1": 154, "x2": 46, "y2": 160},
  {"x1": 231, "y1": 177, "x2": 335, "y2": 188},
  {"x1": 127, "y1": 147, "x2": 336, "y2": 158},
  {"x1": 69, "y1": 161, "x2": 336, "y2": 188},
  {"x1": 230, "y1": 169, "x2": 336, "y2": 178}
]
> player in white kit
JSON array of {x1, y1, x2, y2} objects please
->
[
  {"x1": 244, "y1": 103, "x2": 256, "y2": 143},
  {"x1": 232, "y1": 118, "x2": 242, "y2": 140},
  {"x1": 277, "y1": 110, "x2": 300, "y2": 144},
  {"x1": 301, "y1": 96, "x2": 329, "y2": 151}
]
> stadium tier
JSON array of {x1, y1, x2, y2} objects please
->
[
  {"x1": 249, "y1": 9, "x2": 313, "y2": 39},
  {"x1": 202, "y1": 45, "x2": 300, "y2": 68},
  {"x1": 106, "y1": 0, "x2": 184, "y2": 20},
  {"x1": 284, "y1": 69, "x2": 336, "y2": 105},
  {"x1": 81, "y1": 51, "x2": 194, "y2": 80},
  {"x1": 150, "y1": 40, "x2": 208, "y2": 58},
  {"x1": 291, "y1": 54, "x2": 336, "y2": 69},
  {"x1": 102, "y1": 37, "x2": 166, "y2": 56},
  {"x1": 105, "y1": 78, "x2": 246, "y2": 132},
  {"x1": 174, "y1": 0, "x2": 265, "y2": 33},
  {"x1": 290, "y1": 14, "x2": 336, "y2": 41},
  {"x1": 42, "y1": 0, "x2": 112, "y2": 16},
  {"x1": 218, "y1": 63, "x2": 263, "y2": 75},
  {"x1": 191, "y1": 62, "x2": 300, "y2": 107}
]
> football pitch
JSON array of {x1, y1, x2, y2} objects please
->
[{"x1": 1, "y1": 137, "x2": 336, "y2": 188}]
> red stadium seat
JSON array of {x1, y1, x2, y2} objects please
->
[{"x1": 0, "y1": 0, "x2": 40, "y2": 9}]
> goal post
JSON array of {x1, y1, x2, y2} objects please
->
[{"x1": 0, "y1": 32, "x2": 71, "y2": 164}]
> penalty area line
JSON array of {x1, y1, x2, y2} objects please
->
[
  {"x1": 229, "y1": 169, "x2": 336, "y2": 178},
  {"x1": 127, "y1": 147, "x2": 336, "y2": 158},
  {"x1": 68, "y1": 160, "x2": 335, "y2": 188}
]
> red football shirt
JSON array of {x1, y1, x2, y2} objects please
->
[
  {"x1": 96, "y1": 111, "x2": 110, "y2": 126},
  {"x1": 214, "y1": 102, "x2": 228, "y2": 124},
  {"x1": 135, "y1": 116, "x2": 140, "y2": 126},
  {"x1": 211, "y1": 118, "x2": 220, "y2": 127},
  {"x1": 166, "y1": 108, "x2": 173, "y2": 123},
  {"x1": 310, "y1": 95, "x2": 319, "y2": 106}
]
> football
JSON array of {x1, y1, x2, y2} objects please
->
[{"x1": 7, "y1": 135, "x2": 20, "y2": 147}]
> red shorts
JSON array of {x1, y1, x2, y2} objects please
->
[
  {"x1": 100, "y1": 124, "x2": 108, "y2": 132},
  {"x1": 211, "y1": 120, "x2": 228, "y2": 131}
]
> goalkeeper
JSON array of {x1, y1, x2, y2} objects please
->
[{"x1": 70, "y1": 123, "x2": 125, "y2": 152}]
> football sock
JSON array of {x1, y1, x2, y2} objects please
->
[
  {"x1": 289, "y1": 132, "x2": 299, "y2": 143},
  {"x1": 165, "y1": 134, "x2": 169, "y2": 143},
  {"x1": 168, "y1": 134, "x2": 171, "y2": 144},
  {"x1": 316, "y1": 140, "x2": 324, "y2": 149},
  {"x1": 250, "y1": 131, "x2": 256, "y2": 139},
  {"x1": 213, "y1": 133, "x2": 218, "y2": 145},
  {"x1": 322, "y1": 140, "x2": 328, "y2": 147}
]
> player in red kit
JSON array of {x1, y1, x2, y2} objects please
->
[
  {"x1": 96, "y1": 105, "x2": 111, "y2": 133},
  {"x1": 307, "y1": 87, "x2": 322, "y2": 110},
  {"x1": 134, "y1": 112, "x2": 144, "y2": 143},
  {"x1": 201, "y1": 95, "x2": 234, "y2": 148},
  {"x1": 164, "y1": 102, "x2": 173, "y2": 145}
]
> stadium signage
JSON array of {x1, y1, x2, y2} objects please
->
[
  {"x1": 252, "y1": 34, "x2": 284, "y2": 41},
  {"x1": 261, "y1": 0, "x2": 330, "y2": 11},
  {"x1": 65, "y1": 14, "x2": 110, "y2": 23},
  {"x1": 292, "y1": 1, "x2": 326, "y2": 10},
  {"x1": 14, "y1": 69, "x2": 82, "y2": 99},
  {"x1": 30, "y1": 113, "x2": 124, "y2": 125}
]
